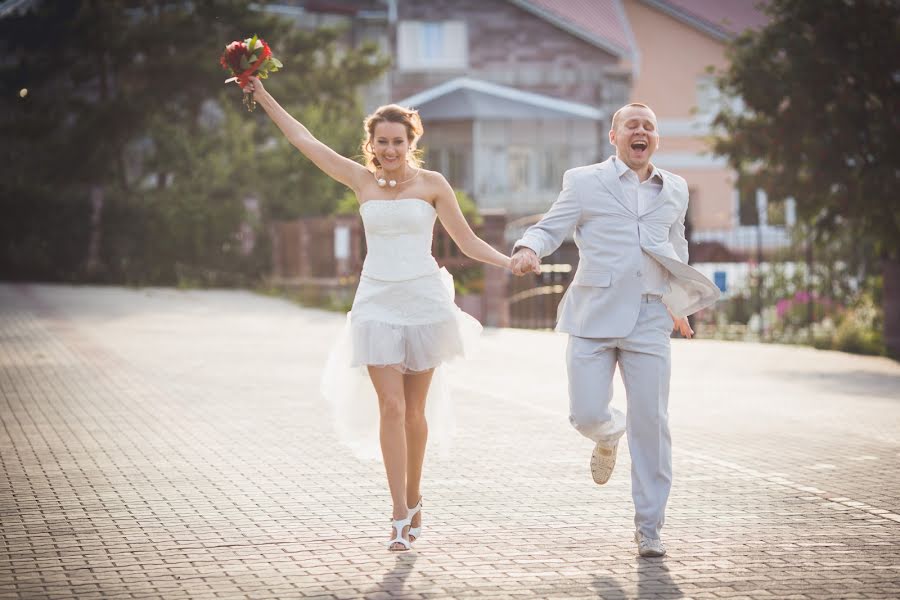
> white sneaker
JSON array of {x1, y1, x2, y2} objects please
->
[
  {"x1": 590, "y1": 439, "x2": 618, "y2": 485},
  {"x1": 635, "y1": 531, "x2": 666, "y2": 557}
]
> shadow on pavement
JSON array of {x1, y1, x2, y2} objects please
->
[
  {"x1": 591, "y1": 575, "x2": 628, "y2": 599},
  {"x1": 637, "y1": 559, "x2": 684, "y2": 599},
  {"x1": 365, "y1": 552, "x2": 418, "y2": 599}
]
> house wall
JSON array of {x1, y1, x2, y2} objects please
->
[
  {"x1": 624, "y1": 0, "x2": 729, "y2": 117},
  {"x1": 394, "y1": 0, "x2": 624, "y2": 108},
  {"x1": 622, "y1": 0, "x2": 736, "y2": 233}
]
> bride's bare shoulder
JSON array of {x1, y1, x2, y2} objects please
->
[{"x1": 419, "y1": 168, "x2": 451, "y2": 187}]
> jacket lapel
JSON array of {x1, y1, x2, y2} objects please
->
[
  {"x1": 640, "y1": 169, "x2": 675, "y2": 216},
  {"x1": 641, "y1": 176, "x2": 672, "y2": 215},
  {"x1": 596, "y1": 158, "x2": 637, "y2": 216}
]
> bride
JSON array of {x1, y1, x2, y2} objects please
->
[{"x1": 246, "y1": 77, "x2": 511, "y2": 551}]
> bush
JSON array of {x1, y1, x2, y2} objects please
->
[
  {"x1": 0, "y1": 187, "x2": 92, "y2": 281},
  {"x1": 831, "y1": 295, "x2": 885, "y2": 356}
]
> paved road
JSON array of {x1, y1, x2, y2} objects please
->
[{"x1": 1, "y1": 283, "x2": 899, "y2": 599}]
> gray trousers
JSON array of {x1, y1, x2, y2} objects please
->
[{"x1": 567, "y1": 297, "x2": 673, "y2": 539}]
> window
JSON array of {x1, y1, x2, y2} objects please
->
[
  {"x1": 482, "y1": 147, "x2": 507, "y2": 195},
  {"x1": 446, "y1": 148, "x2": 466, "y2": 188},
  {"x1": 539, "y1": 149, "x2": 567, "y2": 191},
  {"x1": 427, "y1": 147, "x2": 468, "y2": 189},
  {"x1": 507, "y1": 146, "x2": 532, "y2": 193},
  {"x1": 397, "y1": 21, "x2": 467, "y2": 70},
  {"x1": 695, "y1": 75, "x2": 721, "y2": 118}
]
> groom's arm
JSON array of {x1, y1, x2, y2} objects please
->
[{"x1": 514, "y1": 170, "x2": 582, "y2": 258}]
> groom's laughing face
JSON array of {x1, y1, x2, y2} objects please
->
[{"x1": 609, "y1": 105, "x2": 659, "y2": 170}]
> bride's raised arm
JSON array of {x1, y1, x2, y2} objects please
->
[{"x1": 246, "y1": 76, "x2": 369, "y2": 191}]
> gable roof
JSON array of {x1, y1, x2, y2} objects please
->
[
  {"x1": 396, "y1": 77, "x2": 604, "y2": 121},
  {"x1": 507, "y1": 0, "x2": 635, "y2": 59},
  {"x1": 641, "y1": 0, "x2": 769, "y2": 40}
]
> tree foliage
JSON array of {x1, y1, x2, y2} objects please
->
[
  {"x1": 712, "y1": 0, "x2": 900, "y2": 261},
  {"x1": 0, "y1": 0, "x2": 388, "y2": 283}
]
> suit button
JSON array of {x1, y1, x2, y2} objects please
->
[{"x1": 636, "y1": 270, "x2": 643, "y2": 277}]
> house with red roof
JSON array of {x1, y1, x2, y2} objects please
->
[
  {"x1": 278, "y1": 1, "x2": 778, "y2": 267},
  {"x1": 386, "y1": 0, "x2": 636, "y2": 214},
  {"x1": 382, "y1": 1, "x2": 778, "y2": 254},
  {"x1": 619, "y1": 0, "x2": 785, "y2": 267}
]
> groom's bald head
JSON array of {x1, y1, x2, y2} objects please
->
[{"x1": 611, "y1": 103, "x2": 657, "y2": 132}]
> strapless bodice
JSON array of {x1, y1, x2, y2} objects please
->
[{"x1": 359, "y1": 198, "x2": 440, "y2": 281}]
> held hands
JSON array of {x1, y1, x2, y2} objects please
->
[
  {"x1": 510, "y1": 248, "x2": 541, "y2": 276},
  {"x1": 667, "y1": 306, "x2": 694, "y2": 339}
]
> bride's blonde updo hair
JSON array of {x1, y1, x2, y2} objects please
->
[{"x1": 362, "y1": 104, "x2": 424, "y2": 172}]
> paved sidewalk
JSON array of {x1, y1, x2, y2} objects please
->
[{"x1": 1, "y1": 283, "x2": 899, "y2": 599}]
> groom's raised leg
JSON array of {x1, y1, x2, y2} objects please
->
[{"x1": 566, "y1": 335, "x2": 625, "y2": 484}]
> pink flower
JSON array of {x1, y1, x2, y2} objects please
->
[{"x1": 776, "y1": 299, "x2": 792, "y2": 318}]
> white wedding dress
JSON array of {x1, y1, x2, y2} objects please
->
[{"x1": 320, "y1": 198, "x2": 482, "y2": 460}]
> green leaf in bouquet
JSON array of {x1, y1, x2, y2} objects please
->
[
  {"x1": 239, "y1": 55, "x2": 250, "y2": 70},
  {"x1": 262, "y1": 59, "x2": 280, "y2": 74},
  {"x1": 248, "y1": 34, "x2": 259, "y2": 52},
  {"x1": 271, "y1": 58, "x2": 283, "y2": 68}
]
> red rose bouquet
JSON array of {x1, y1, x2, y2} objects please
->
[{"x1": 219, "y1": 34, "x2": 282, "y2": 111}]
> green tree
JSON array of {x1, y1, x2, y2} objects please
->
[
  {"x1": 712, "y1": 0, "x2": 900, "y2": 357},
  {"x1": 0, "y1": 0, "x2": 387, "y2": 283}
]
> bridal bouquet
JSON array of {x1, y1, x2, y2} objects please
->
[{"x1": 219, "y1": 35, "x2": 282, "y2": 111}]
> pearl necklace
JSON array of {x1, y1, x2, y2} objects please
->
[{"x1": 376, "y1": 167, "x2": 419, "y2": 188}]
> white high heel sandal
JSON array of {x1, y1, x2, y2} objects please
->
[
  {"x1": 407, "y1": 498, "x2": 422, "y2": 542},
  {"x1": 387, "y1": 515, "x2": 412, "y2": 552}
]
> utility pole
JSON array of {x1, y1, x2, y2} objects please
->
[{"x1": 755, "y1": 189, "x2": 766, "y2": 340}]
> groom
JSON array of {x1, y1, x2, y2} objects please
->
[{"x1": 511, "y1": 103, "x2": 719, "y2": 557}]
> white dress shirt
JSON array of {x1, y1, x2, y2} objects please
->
[{"x1": 613, "y1": 157, "x2": 671, "y2": 296}]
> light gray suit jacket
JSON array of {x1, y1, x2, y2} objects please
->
[{"x1": 515, "y1": 157, "x2": 720, "y2": 338}]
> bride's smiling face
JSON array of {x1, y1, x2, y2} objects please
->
[{"x1": 372, "y1": 122, "x2": 411, "y2": 172}]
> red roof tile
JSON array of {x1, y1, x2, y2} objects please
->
[
  {"x1": 654, "y1": 0, "x2": 770, "y2": 37},
  {"x1": 513, "y1": 0, "x2": 634, "y2": 57}
]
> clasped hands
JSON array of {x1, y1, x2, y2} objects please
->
[
  {"x1": 508, "y1": 248, "x2": 693, "y2": 338},
  {"x1": 510, "y1": 247, "x2": 541, "y2": 276}
]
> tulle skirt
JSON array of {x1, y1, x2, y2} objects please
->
[{"x1": 320, "y1": 267, "x2": 482, "y2": 460}]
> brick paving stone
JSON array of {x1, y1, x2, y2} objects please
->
[{"x1": 1, "y1": 283, "x2": 899, "y2": 599}]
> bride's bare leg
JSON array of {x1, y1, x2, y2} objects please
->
[
  {"x1": 403, "y1": 369, "x2": 434, "y2": 534},
  {"x1": 368, "y1": 366, "x2": 409, "y2": 549}
]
